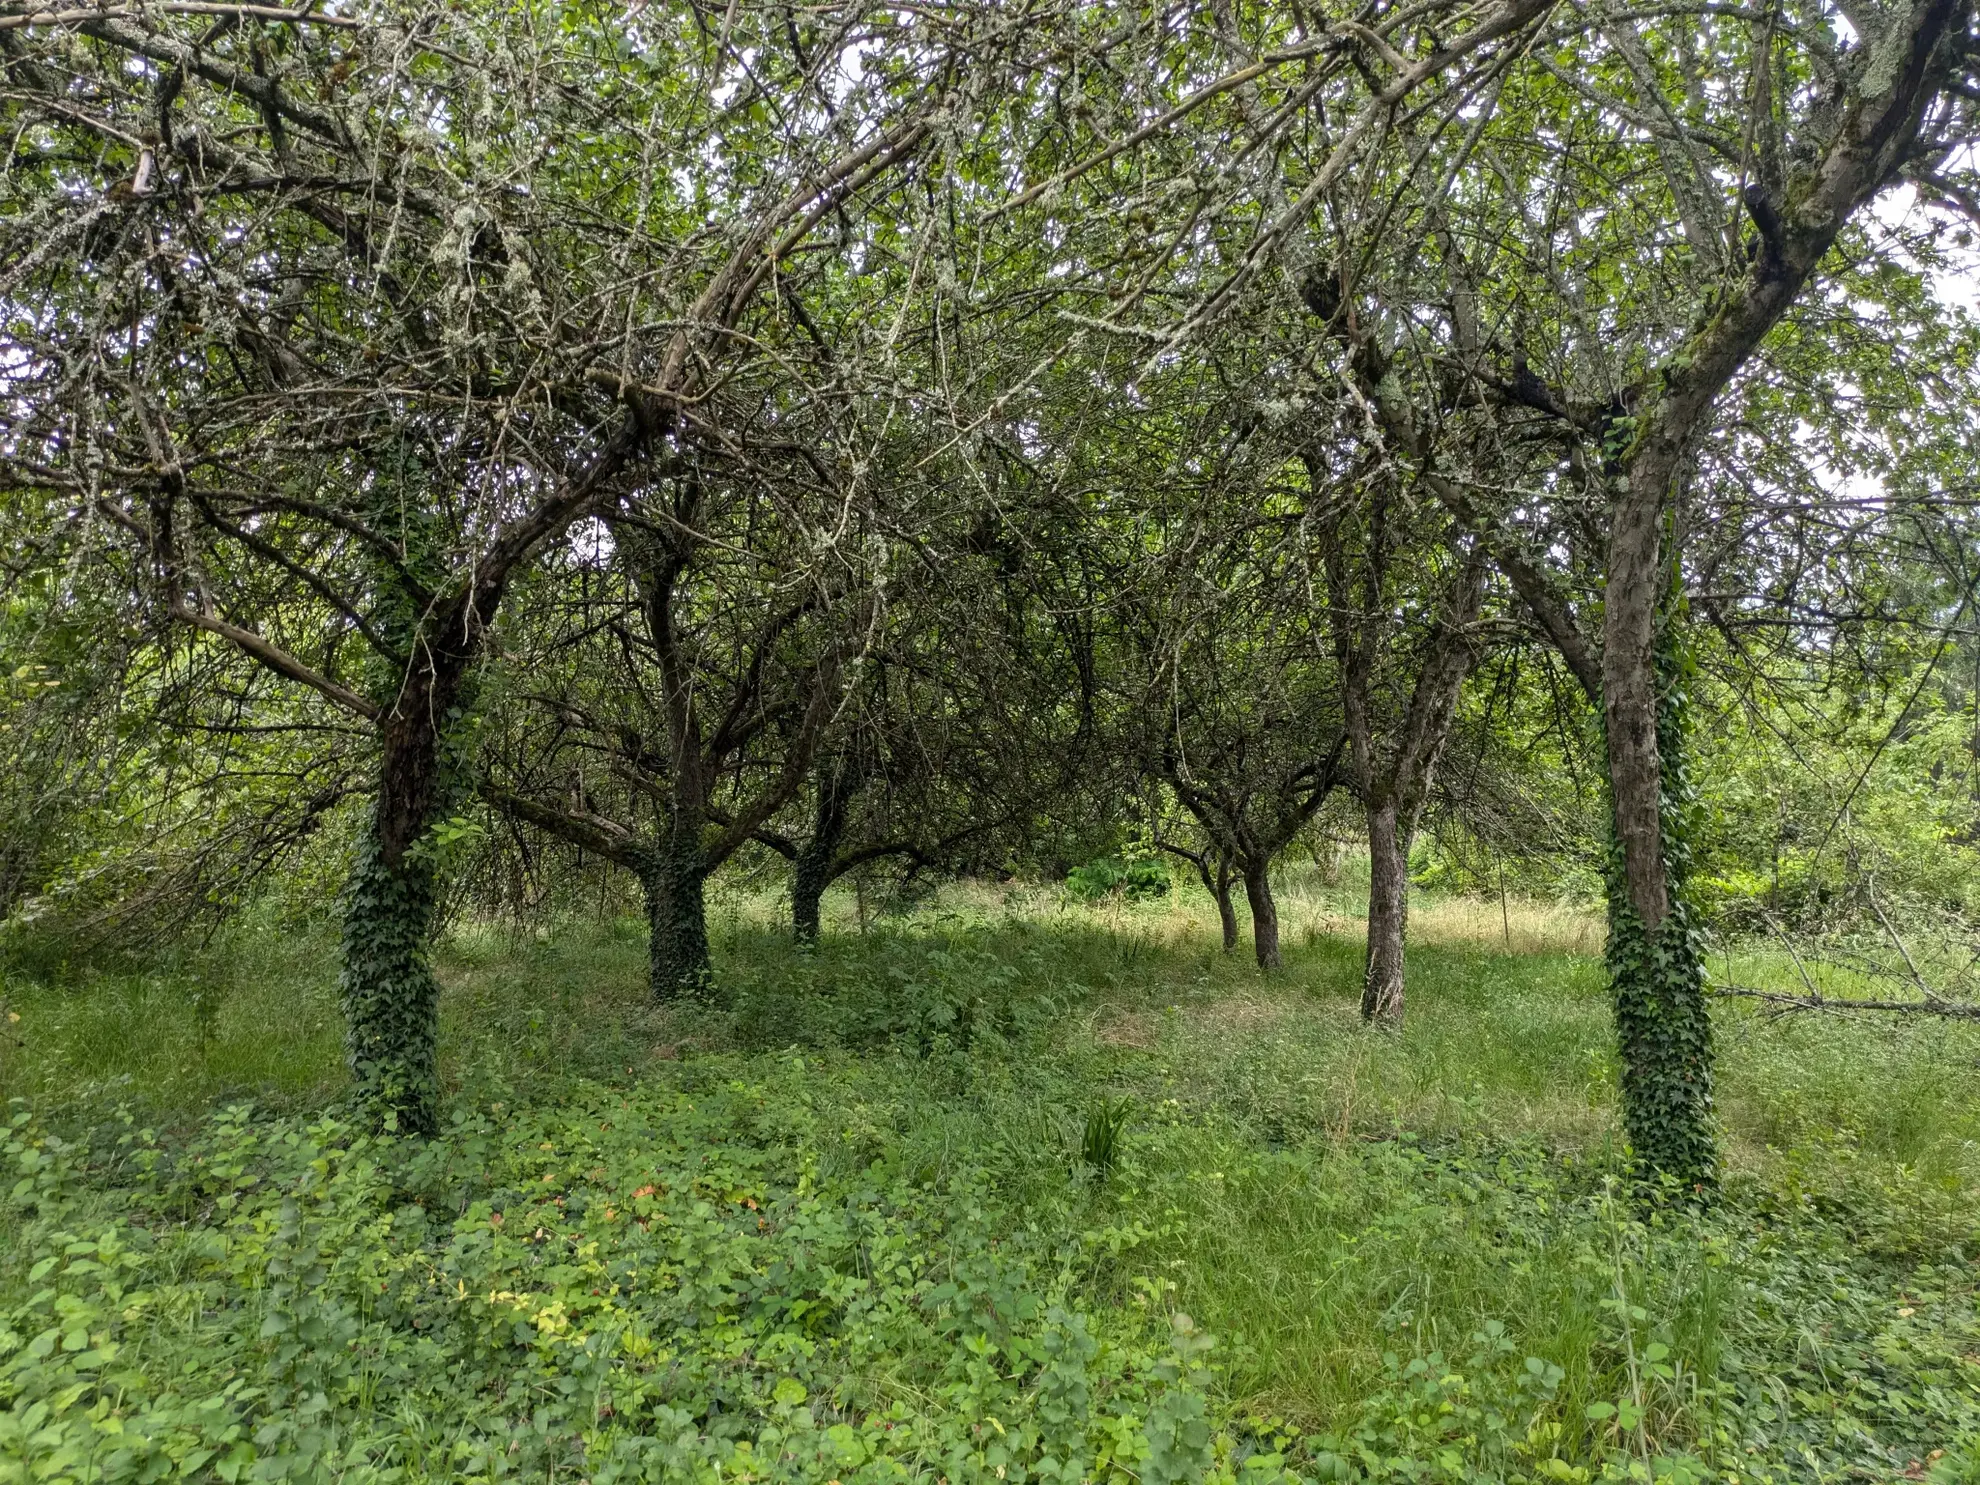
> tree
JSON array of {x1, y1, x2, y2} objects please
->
[
  {"x1": 1030, "y1": 0, "x2": 1978, "y2": 1176},
  {"x1": 483, "y1": 450, "x2": 891, "y2": 997},
  {"x1": 752, "y1": 590, "x2": 1098, "y2": 943},
  {"x1": 1312, "y1": 0, "x2": 1978, "y2": 1181},
  {"x1": 990, "y1": 0, "x2": 1564, "y2": 998},
  {"x1": 0, "y1": 0, "x2": 1002, "y2": 1127},
  {"x1": 1322, "y1": 487, "x2": 1488, "y2": 1023},
  {"x1": 1116, "y1": 437, "x2": 1348, "y2": 971}
]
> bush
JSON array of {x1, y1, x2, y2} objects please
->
[
  {"x1": 1065, "y1": 858, "x2": 1171, "y2": 903},
  {"x1": 726, "y1": 936, "x2": 1070, "y2": 1059}
]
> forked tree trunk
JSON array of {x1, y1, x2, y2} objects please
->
[
  {"x1": 1179, "y1": 845, "x2": 1242, "y2": 952},
  {"x1": 335, "y1": 424, "x2": 640, "y2": 1136},
  {"x1": 1362, "y1": 801, "x2": 1408, "y2": 1024},
  {"x1": 792, "y1": 763, "x2": 853, "y2": 944},
  {"x1": 1243, "y1": 858, "x2": 1281, "y2": 970},
  {"x1": 641, "y1": 837, "x2": 712, "y2": 1000},
  {"x1": 1213, "y1": 855, "x2": 1239, "y2": 953}
]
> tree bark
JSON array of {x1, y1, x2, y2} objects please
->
[
  {"x1": 339, "y1": 652, "x2": 464, "y2": 1137},
  {"x1": 1602, "y1": 628, "x2": 1717, "y2": 1186},
  {"x1": 1166, "y1": 839, "x2": 1243, "y2": 952},
  {"x1": 1213, "y1": 854, "x2": 1240, "y2": 953},
  {"x1": 1362, "y1": 800, "x2": 1408, "y2": 1024},
  {"x1": 640, "y1": 836, "x2": 712, "y2": 1000},
  {"x1": 1602, "y1": 492, "x2": 1671, "y2": 929},
  {"x1": 1310, "y1": 0, "x2": 1962, "y2": 1184},
  {"x1": 1600, "y1": 480, "x2": 1716, "y2": 1183},
  {"x1": 792, "y1": 761, "x2": 853, "y2": 944},
  {"x1": 1599, "y1": 0, "x2": 1959, "y2": 1188},
  {"x1": 1243, "y1": 858, "x2": 1281, "y2": 970},
  {"x1": 334, "y1": 429, "x2": 643, "y2": 1134},
  {"x1": 339, "y1": 799, "x2": 443, "y2": 1136},
  {"x1": 1163, "y1": 752, "x2": 1341, "y2": 971},
  {"x1": 791, "y1": 846, "x2": 831, "y2": 946}
]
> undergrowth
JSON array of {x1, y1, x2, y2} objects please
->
[{"x1": 3, "y1": 898, "x2": 1980, "y2": 1482}]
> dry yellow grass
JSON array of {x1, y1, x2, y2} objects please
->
[{"x1": 712, "y1": 861, "x2": 1607, "y2": 961}]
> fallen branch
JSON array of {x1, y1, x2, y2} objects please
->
[{"x1": 1710, "y1": 985, "x2": 1980, "y2": 1020}]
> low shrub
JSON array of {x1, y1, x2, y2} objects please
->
[
  {"x1": 726, "y1": 936, "x2": 1070, "y2": 1059},
  {"x1": 9, "y1": 1070, "x2": 1980, "y2": 1484},
  {"x1": 1065, "y1": 859, "x2": 1171, "y2": 903}
]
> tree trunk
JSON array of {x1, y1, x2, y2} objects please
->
[
  {"x1": 1243, "y1": 858, "x2": 1281, "y2": 971},
  {"x1": 1584, "y1": 0, "x2": 1964, "y2": 1192},
  {"x1": 1213, "y1": 855, "x2": 1239, "y2": 953},
  {"x1": 1604, "y1": 628, "x2": 1714, "y2": 1189},
  {"x1": 641, "y1": 837, "x2": 712, "y2": 1000},
  {"x1": 1603, "y1": 477, "x2": 1671, "y2": 933},
  {"x1": 792, "y1": 846, "x2": 830, "y2": 946},
  {"x1": 1179, "y1": 845, "x2": 1241, "y2": 952},
  {"x1": 340, "y1": 821, "x2": 442, "y2": 1136},
  {"x1": 1602, "y1": 450, "x2": 1714, "y2": 1188},
  {"x1": 1362, "y1": 800, "x2": 1408, "y2": 1025},
  {"x1": 792, "y1": 762, "x2": 852, "y2": 944},
  {"x1": 339, "y1": 701, "x2": 451, "y2": 1136}
]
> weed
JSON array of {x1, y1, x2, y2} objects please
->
[{"x1": 1079, "y1": 1095, "x2": 1136, "y2": 1183}]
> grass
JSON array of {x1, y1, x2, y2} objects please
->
[
  {"x1": 8, "y1": 872, "x2": 1964, "y2": 1184},
  {"x1": 4, "y1": 874, "x2": 1980, "y2": 1482}
]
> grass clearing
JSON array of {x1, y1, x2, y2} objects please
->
[{"x1": 4, "y1": 882, "x2": 1980, "y2": 1482}]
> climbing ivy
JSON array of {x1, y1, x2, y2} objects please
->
[
  {"x1": 337, "y1": 463, "x2": 481, "y2": 1135},
  {"x1": 338, "y1": 824, "x2": 443, "y2": 1134},
  {"x1": 1604, "y1": 607, "x2": 1717, "y2": 1192},
  {"x1": 638, "y1": 829, "x2": 714, "y2": 1001}
]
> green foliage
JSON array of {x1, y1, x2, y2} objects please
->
[
  {"x1": 639, "y1": 842, "x2": 716, "y2": 1002},
  {"x1": 1077, "y1": 1097, "x2": 1135, "y2": 1184},
  {"x1": 1066, "y1": 859, "x2": 1172, "y2": 903},
  {"x1": 337, "y1": 479, "x2": 483, "y2": 1138},
  {"x1": 0, "y1": 1081, "x2": 1277, "y2": 1485},
  {"x1": 8, "y1": 908, "x2": 1980, "y2": 1483},
  {"x1": 727, "y1": 936, "x2": 1060, "y2": 1062},
  {"x1": 10, "y1": 1071, "x2": 1980, "y2": 1484},
  {"x1": 337, "y1": 826, "x2": 444, "y2": 1138},
  {"x1": 1690, "y1": 659, "x2": 1980, "y2": 935}
]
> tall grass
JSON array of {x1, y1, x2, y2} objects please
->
[
  {"x1": 767, "y1": 861, "x2": 1607, "y2": 959},
  {"x1": 6, "y1": 872, "x2": 1977, "y2": 1182},
  {"x1": 5, "y1": 878, "x2": 1980, "y2": 1476}
]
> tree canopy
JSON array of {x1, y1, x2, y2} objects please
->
[{"x1": 6, "y1": 0, "x2": 1980, "y2": 1181}]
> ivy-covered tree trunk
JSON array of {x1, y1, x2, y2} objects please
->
[
  {"x1": 791, "y1": 846, "x2": 831, "y2": 946},
  {"x1": 640, "y1": 835, "x2": 712, "y2": 1000},
  {"x1": 1243, "y1": 859, "x2": 1281, "y2": 970},
  {"x1": 340, "y1": 814, "x2": 443, "y2": 1136},
  {"x1": 1578, "y1": 0, "x2": 1964, "y2": 1189},
  {"x1": 1362, "y1": 800, "x2": 1408, "y2": 1024},
  {"x1": 340, "y1": 682, "x2": 462, "y2": 1137},
  {"x1": 1604, "y1": 626, "x2": 1714, "y2": 1188},
  {"x1": 339, "y1": 481, "x2": 474, "y2": 1138}
]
